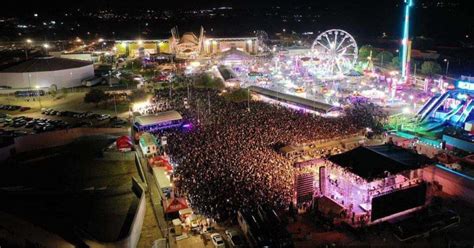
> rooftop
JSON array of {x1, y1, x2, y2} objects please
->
[
  {"x1": 139, "y1": 132, "x2": 158, "y2": 147},
  {"x1": 134, "y1": 110, "x2": 183, "y2": 127},
  {"x1": 328, "y1": 145, "x2": 433, "y2": 181},
  {"x1": 219, "y1": 47, "x2": 252, "y2": 61},
  {"x1": 0, "y1": 57, "x2": 92, "y2": 73},
  {"x1": 0, "y1": 136, "x2": 140, "y2": 245},
  {"x1": 249, "y1": 86, "x2": 334, "y2": 113}
]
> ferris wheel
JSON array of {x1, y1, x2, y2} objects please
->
[{"x1": 311, "y1": 29, "x2": 358, "y2": 75}]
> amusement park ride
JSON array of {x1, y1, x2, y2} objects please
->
[
  {"x1": 310, "y1": 29, "x2": 359, "y2": 76},
  {"x1": 405, "y1": 81, "x2": 474, "y2": 137}
]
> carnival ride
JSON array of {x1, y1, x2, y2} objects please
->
[
  {"x1": 310, "y1": 29, "x2": 358, "y2": 77},
  {"x1": 408, "y1": 86, "x2": 474, "y2": 135}
]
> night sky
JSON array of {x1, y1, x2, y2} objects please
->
[
  {"x1": 0, "y1": 0, "x2": 472, "y2": 43},
  {"x1": 3, "y1": 0, "x2": 401, "y2": 11}
]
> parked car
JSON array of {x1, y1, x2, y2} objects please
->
[
  {"x1": 43, "y1": 125, "x2": 55, "y2": 131},
  {"x1": 20, "y1": 107, "x2": 31, "y2": 112},
  {"x1": 79, "y1": 121, "x2": 93, "y2": 127},
  {"x1": 111, "y1": 118, "x2": 127, "y2": 125},
  {"x1": 97, "y1": 114, "x2": 111, "y2": 121},
  {"x1": 41, "y1": 108, "x2": 52, "y2": 114},
  {"x1": 25, "y1": 121, "x2": 36, "y2": 128},
  {"x1": 211, "y1": 233, "x2": 225, "y2": 248},
  {"x1": 225, "y1": 229, "x2": 245, "y2": 248},
  {"x1": 12, "y1": 120, "x2": 26, "y2": 128}
]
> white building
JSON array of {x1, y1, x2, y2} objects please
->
[{"x1": 0, "y1": 57, "x2": 94, "y2": 89}]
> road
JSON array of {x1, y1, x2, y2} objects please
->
[{"x1": 135, "y1": 147, "x2": 177, "y2": 248}]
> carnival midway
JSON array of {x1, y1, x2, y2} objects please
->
[{"x1": 124, "y1": 2, "x2": 473, "y2": 246}]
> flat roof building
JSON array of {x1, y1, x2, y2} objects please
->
[
  {"x1": 328, "y1": 145, "x2": 432, "y2": 181},
  {"x1": 0, "y1": 57, "x2": 94, "y2": 89},
  {"x1": 313, "y1": 145, "x2": 434, "y2": 226}
]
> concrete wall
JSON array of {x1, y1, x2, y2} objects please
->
[
  {"x1": 101, "y1": 151, "x2": 135, "y2": 161},
  {"x1": 84, "y1": 178, "x2": 146, "y2": 248},
  {"x1": 0, "y1": 143, "x2": 15, "y2": 162},
  {"x1": 423, "y1": 165, "x2": 474, "y2": 203},
  {"x1": 0, "y1": 65, "x2": 94, "y2": 89},
  {"x1": 13, "y1": 127, "x2": 129, "y2": 154},
  {"x1": 60, "y1": 53, "x2": 93, "y2": 62},
  {"x1": 0, "y1": 128, "x2": 129, "y2": 162}
]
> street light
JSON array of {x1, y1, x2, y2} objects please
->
[
  {"x1": 444, "y1": 59, "x2": 449, "y2": 76},
  {"x1": 35, "y1": 85, "x2": 42, "y2": 108},
  {"x1": 25, "y1": 39, "x2": 33, "y2": 59},
  {"x1": 43, "y1": 43, "x2": 50, "y2": 55}
]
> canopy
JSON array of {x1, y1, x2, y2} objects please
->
[
  {"x1": 116, "y1": 136, "x2": 132, "y2": 151},
  {"x1": 164, "y1": 198, "x2": 189, "y2": 213}
]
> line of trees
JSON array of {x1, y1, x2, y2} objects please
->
[{"x1": 359, "y1": 44, "x2": 443, "y2": 75}]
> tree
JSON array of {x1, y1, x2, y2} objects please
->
[
  {"x1": 358, "y1": 45, "x2": 376, "y2": 62},
  {"x1": 346, "y1": 102, "x2": 388, "y2": 134},
  {"x1": 391, "y1": 57, "x2": 400, "y2": 68},
  {"x1": 50, "y1": 89, "x2": 57, "y2": 99},
  {"x1": 124, "y1": 59, "x2": 143, "y2": 72},
  {"x1": 60, "y1": 88, "x2": 69, "y2": 99},
  {"x1": 196, "y1": 74, "x2": 225, "y2": 90},
  {"x1": 421, "y1": 61, "x2": 442, "y2": 76},
  {"x1": 129, "y1": 89, "x2": 148, "y2": 102},
  {"x1": 376, "y1": 51, "x2": 394, "y2": 66},
  {"x1": 84, "y1": 89, "x2": 108, "y2": 107},
  {"x1": 223, "y1": 88, "x2": 250, "y2": 102}
]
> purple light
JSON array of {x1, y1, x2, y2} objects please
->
[{"x1": 183, "y1": 123, "x2": 192, "y2": 128}]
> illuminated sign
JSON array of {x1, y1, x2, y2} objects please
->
[{"x1": 457, "y1": 81, "x2": 474, "y2": 91}]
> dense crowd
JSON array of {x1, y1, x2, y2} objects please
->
[{"x1": 153, "y1": 88, "x2": 383, "y2": 221}]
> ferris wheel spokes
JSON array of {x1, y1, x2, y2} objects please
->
[{"x1": 311, "y1": 29, "x2": 358, "y2": 76}]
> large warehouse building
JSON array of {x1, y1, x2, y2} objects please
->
[{"x1": 0, "y1": 57, "x2": 94, "y2": 89}]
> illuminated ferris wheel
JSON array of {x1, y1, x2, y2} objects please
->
[{"x1": 311, "y1": 29, "x2": 358, "y2": 75}]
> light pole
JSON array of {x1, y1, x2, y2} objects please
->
[
  {"x1": 444, "y1": 59, "x2": 450, "y2": 75},
  {"x1": 113, "y1": 94, "x2": 118, "y2": 116},
  {"x1": 35, "y1": 85, "x2": 42, "y2": 108},
  {"x1": 25, "y1": 39, "x2": 32, "y2": 60},
  {"x1": 43, "y1": 43, "x2": 50, "y2": 55}
]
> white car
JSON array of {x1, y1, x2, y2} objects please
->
[
  {"x1": 97, "y1": 114, "x2": 111, "y2": 121},
  {"x1": 225, "y1": 229, "x2": 245, "y2": 248},
  {"x1": 211, "y1": 233, "x2": 225, "y2": 248}
]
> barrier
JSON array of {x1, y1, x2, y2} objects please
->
[
  {"x1": 82, "y1": 178, "x2": 146, "y2": 248},
  {"x1": 423, "y1": 165, "x2": 474, "y2": 203},
  {"x1": 11, "y1": 127, "x2": 128, "y2": 154},
  {"x1": 134, "y1": 152, "x2": 148, "y2": 191}
]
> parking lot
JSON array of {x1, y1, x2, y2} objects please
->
[{"x1": 1, "y1": 105, "x2": 128, "y2": 138}]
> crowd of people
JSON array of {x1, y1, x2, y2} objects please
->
[{"x1": 152, "y1": 88, "x2": 383, "y2": 221}]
